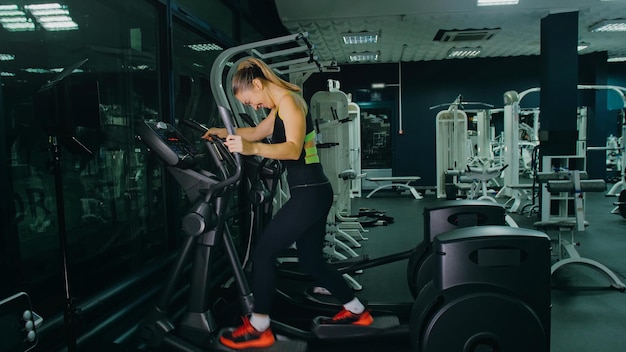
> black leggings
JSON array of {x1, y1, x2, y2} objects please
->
[{"x1": 251, "y1": 181, "x2": 355, "y2": 314}]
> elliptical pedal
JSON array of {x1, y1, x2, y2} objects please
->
[
  {"x1": 212, "y1": 330, "x2": 307, "y2": 352},
  {"x1": 311, "y1": 315, "x2": 400, "y2": 339}
]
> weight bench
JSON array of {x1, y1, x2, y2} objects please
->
[
  {"x1": 365, "y1": 176, "x2": 422, "y2": 199},
  {"x1": 533, "y1": 220, "x2": 625, "y2": 291},
  {"x1": 458, "y1": 164, "x2": 505, "y2": 203},
  {"x1": 533, "y1": 171, "x2": 625, "y2": 291}
]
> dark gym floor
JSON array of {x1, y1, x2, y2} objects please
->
[
  {"x1": 96, "y1": 186, "x2": 625, "y2": 352},
  {"x1": 303, "y1": 189, "x2": 626, "y2": 352}
]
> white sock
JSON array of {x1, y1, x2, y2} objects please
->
[
  {"x1": 249, "y1": 313, "x2": 270, "y2": 332},
  {"x1": 343, "y1": 297, "x2": 365, "y2": 314}
]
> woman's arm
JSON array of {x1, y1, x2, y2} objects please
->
[
  {"x1": 225, "y1": 96, "x2": 305, "y2": 160},
  {"x1": 203, "y1": 113, "x2": 275, "y2": 141}
]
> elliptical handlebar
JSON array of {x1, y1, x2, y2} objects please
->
[
  {"x1": 216, "y1": 105, "x2": 242, "y2": 188},
  {"x1": 177, "y1": 107, "x2": 242, "y2": 191},
  {"x1": 179, "y1": 117, "x2": 209, "y2": 133},
  {"x1": 179, "y1": 117, "x2": 232, "y2": 181}
]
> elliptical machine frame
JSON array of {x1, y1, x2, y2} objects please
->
[{"x1": 136, "y1": 109, "x2": 307, "y2": 351}]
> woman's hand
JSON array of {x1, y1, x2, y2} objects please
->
[
  {"x1": 224, "y1": 134, "x2": 255, "y2": 155},
  {"x1": 202, "y1": 127, "x2": 228, "y2": 140}
]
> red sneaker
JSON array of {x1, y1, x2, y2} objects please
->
[
  {"x1": 219, "y1": 316, "x2": 275, "y2": 350},
  {"x1": 320, "y1": 308, "x2": 374, "y2": 326}
]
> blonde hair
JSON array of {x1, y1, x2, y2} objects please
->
[{"x1": 232, "y1": 57, "x2": 301, "y2": 95}]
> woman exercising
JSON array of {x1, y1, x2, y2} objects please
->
[{"x1": 203, "y1": 57, "x2": 372, "y2": 350}]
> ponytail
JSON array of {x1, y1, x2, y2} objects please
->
[{"x1": 232, "y1": 57, "x2": 301, "y2": 95}]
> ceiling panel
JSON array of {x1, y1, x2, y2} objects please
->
[{"x1": 274, "y1": 0, "x2": 626, "y2": 63}]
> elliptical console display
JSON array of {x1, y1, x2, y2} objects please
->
[{"x1": 137, "y1": 120, "x2": 203, "y2": 169}]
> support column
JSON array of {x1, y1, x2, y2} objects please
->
[{"x1": 539, "y1": 11, "x2": 579, "y2": 157}]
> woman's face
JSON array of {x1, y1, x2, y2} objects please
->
[{"x1": 236, "y1": 78, "x2": 270, "y2": 111}]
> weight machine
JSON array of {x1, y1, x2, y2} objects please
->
[
  {"x1": 433, "y1": 95, "x2": 498, "y2": 199},
  {"x1": 434, "y1": 95, "x2": 469, "y2": 199},
  {"x1": 496, "y1": 85, "x2": 626, "y2": 213}
]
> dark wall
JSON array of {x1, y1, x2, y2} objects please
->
[
  {"x1": 303, "y1": 55, "x2": 624, "y2": 187},
  {"x1": 396, "y1": 57, "x2": 542, "y2": 186},
  {"x1": 608, "y1": 63, "x2": 626, "y2": 115}
]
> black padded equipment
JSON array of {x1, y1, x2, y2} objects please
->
[
  {"x1": 311, "y1": 316, "x2": 400, "y2": 340},
  {"x1": 406, "y1": 200, "x2": 506, "y2": 298},
  {"x1": 410, "y1": 226, "x2": 551, "y2": 352}
]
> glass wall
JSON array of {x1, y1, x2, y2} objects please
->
[
  {"x1": 175, "y1": 0, "x2": 234, "y2": 39},
  {"x1": 0, "y1": 3, "x2": 172, "y2": 348},
  {"x1": 0, "y1": 0, "x2": 258, "y2": 350}
]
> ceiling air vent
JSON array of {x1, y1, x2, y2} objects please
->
[{"x1": 434, "y1": 28, "x2": 500, "y2": 42}]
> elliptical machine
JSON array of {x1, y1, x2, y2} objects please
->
[
  {"x1": 135, "y1": 107, "x2": 306, "y2": 351},
  {"x1": 410, "y1": 226, "x2": 552, "y2": 352}
]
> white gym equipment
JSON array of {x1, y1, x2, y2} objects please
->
[
  {"x1": 495, "y1": 90, "x2": 537, "y2": 211},
  {"x1": 457, "y1": 161, "x2": 506, "y2": 204},
  {"x1": 311, "y1": 80, "x2": 364, "y2": 212},
  {"x1": 312, "y1": 83, "x2": 367, "y2": 240},
  {"x1": 347, "y1": 101, "x2": 363, "y2": 198},
  {"x1": 496, "y1": 85, "x2": 626, "y2": 214},
  {"x1": 311, "y1": 82, "x2": 352, "y2": 202},
  {"x1": 534, "y1": 167, "x2": 625, "y2": 291},
  {"x1": 499, "y1": 85, "x2": 626, "y2": 291},
  {"x1": 310, "y1": 81, "x2": 371, "y2": 285},
  {"x1": 365, "y1": 176, "x2": 422, "y2": 199},
  {"x1": 434, "y1": 95, "x2": 469, "y2": 198},
  {"x1": 434, "y1": 95, "x2": 501, "y2": 199}
]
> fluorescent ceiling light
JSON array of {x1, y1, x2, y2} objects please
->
[
  {"x1": 28, "y1": 3, "x2": 79, "y2": 31},
  {"x1": 0, "y1": 5, "x2": 29, "y2": 31},
  {"x1": 37, "y1": 15, "x2": 73, "y2": 22},
  {"x1": 186, "y1": 43, "x2": 223, "y2": 51},
  {"x1": 40, "y1": 20, "x2": 78, "y2": 31},
  {"x1": 23, "y1": 68, "x2": 51, "y2": 74},
  {"x1": 0, "y1": 5, "x2": 19, "y2": 11},
  {"x1": 589, "y1": 19, "x2": 626, "y2": 32},
  {"x1": 1, "y1": 72, "x2": 16, "y2": 77},
  {"x1": 0, "y1": 53, "x2": 15, "y2": 61},
  {"x1": 129, "y1": 65, "x2": 151, "y2": 71},
  {"x1": 0, "y1": 17, "x2": 28, "y2": 23},
  {"x1": 22, "y1": 67, "x2": 83, "y2": 74},
  {"x1": 0, "y1": 10, "x2": 25, "y2": 16},
  {"x1": 0, "y1": 3, "x2": 80, "y2": 32},
  {"x1": 349, "y1": 51, "x2": 379, "y2": 62},
  {"x1": 447, "y1": 47, "x2": 482, "y2": 58},
  {"x1": 50, "y1": 67, "x2": 84, "y2": 73},
  {"x1": 577, "y1": 42, "x2": 590, "y2": 51},
  {"x1": 25, "y1": 3, "x2": 63, "y2": 10},
  {"x1": 28, "y1": 8, "x2": 69, "y2": 16},
  {"x1": 3, "y1": 21, "x2": 35, "y2": 31},
  {"x1": 607, "y1": 56, "x2": 626, "y2": 62},
  {"x1": 477, "y1": 0, "x2": 519, "y2": 6},
  {"x1": 342, "y1": 32, "x2": 379, "y2": 45}
]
